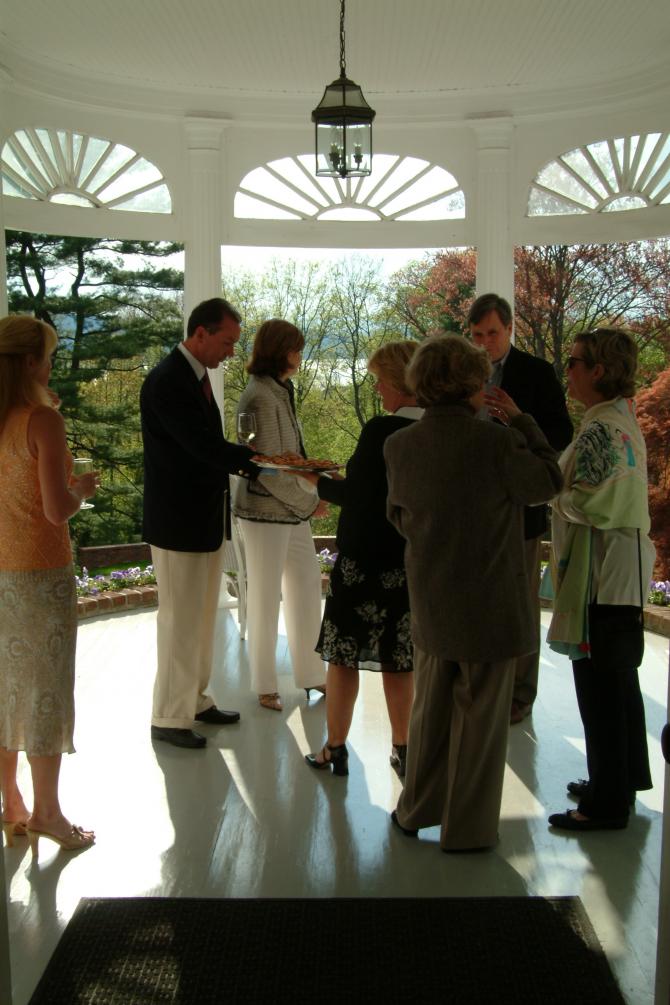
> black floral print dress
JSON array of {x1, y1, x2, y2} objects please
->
[{"x1": 314, "y1": 408, "x2": 422, "y2": 673}]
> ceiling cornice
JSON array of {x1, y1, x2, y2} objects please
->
[{"x1": 1, "y1": 44, "x2": 669, "y2": 128}]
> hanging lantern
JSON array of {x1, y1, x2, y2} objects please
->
[{"x1": 311, "y1": 0, "x2": 376, "y2": 178}]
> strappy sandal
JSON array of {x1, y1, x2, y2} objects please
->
[
  {"x1": 27, "y1": 823, "x2": 95, "y2": 859},
  {"x1": 2, "y1": 820, "x2": 28, "y2": 847}
]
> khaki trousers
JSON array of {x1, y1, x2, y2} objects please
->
[
  {"x1": 512, "y1": 534, "x2": 542, "y2": 706},
  {"x1": 150, "y1": 544, "x2": 224, "y2": 728},
  {"x1": 396, "y1": 646, "x2": 515, "y2": 850},
  {"x1": 239, "y1": 519, "x2": 325, "y2": 695}
]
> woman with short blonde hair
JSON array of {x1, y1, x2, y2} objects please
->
[
  {"x1": 0, "y1": 315, "x2": 98, "y2": 857},
  {"x1": 300, "y1": 339, "x2": 423, "y2": 779},
  {"x1": 368, "y1": 340, "x2": 417, "y2": 398}
]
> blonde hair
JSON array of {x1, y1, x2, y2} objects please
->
[
  {"x1": 574, "y1": 327, "x2": 638, "y2": 399},
  {"x1": 367, "y1": 340, "x2": 419, "y2": 396},
  {"x1": 0, "y1": 315, "x2": 58, "y2": 428},
  {"x1": 407, "y1": 334, "x2": 491, "y2": 407}
]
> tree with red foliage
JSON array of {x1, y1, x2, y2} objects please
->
[
  {"x1": 390, "y1": 249, "x2": 476, "y2": 336},
  {"x1": 636, "y1": 367, "x2": 670, "y2": 578},
  {"x1": 389, "y1": 240, "x2": 670, "y2": 387},
  {"x1": 514, "y1": 241, "x2": 670, "y2": 382}
]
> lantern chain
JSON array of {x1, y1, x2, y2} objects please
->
[{"x1": 339, "y1": 0, "x2": 346, "y2": 78}]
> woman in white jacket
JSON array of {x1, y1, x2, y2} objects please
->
[{"x1": 234, "y1": 320, "x2": 327, "y2": 710}]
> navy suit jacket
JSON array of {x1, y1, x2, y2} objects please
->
[
  {"x1": 500, "y1": 344, "x2": 573, "y2": 539},
  {"x1": 140, "y1": 348, "x2": 257, "y2": 552}
]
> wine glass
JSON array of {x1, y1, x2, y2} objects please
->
[
  {"x1": 72, "y1": 457, "x2": 95, "y2": 509},
  {"x1": 237, "y1": 412, "x2": 257, "y2": 446}
]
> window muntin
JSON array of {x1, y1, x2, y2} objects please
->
[
  {"x1": 1, "y1": 127, "x2": 172, "y2": 214},
  {"x1": 235, "y1": 153, "x2": 465, "y2": 222},
  {"x1": 528, "y1": 133, "x2": 670, "y2": 216}
]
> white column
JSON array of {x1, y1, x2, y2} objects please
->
[
  {"x1": 470, "y1": 116, "x2": 514, "y2": 314},
  {"x1": 184, "y1": 117, "x2": 228, "y2": 407}
]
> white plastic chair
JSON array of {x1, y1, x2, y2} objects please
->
[{"x1": 220, "y1": 512, "x2": 248, "y2": 640}]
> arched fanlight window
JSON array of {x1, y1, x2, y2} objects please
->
[
  {"x1": 1, "y1": 127, "x2": 172, "y2": 213},
  {"x1": 528, "y1": 133, "x2": 670, "y2": 216},
  {"x1": 235, "y1": 154, "x2": 465, "y2": 222}
]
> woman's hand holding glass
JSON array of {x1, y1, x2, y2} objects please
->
[{"x1": 71, "y1": 457, "x2": 100, "y2": 509}]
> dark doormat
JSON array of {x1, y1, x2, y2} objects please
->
[{"x1": 28, "y1": 896, "x2": 625, "y2": 1005}]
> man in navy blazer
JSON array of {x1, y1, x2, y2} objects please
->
[
  {"x1": 141, "y1": 297, "x2": 259, "y2": 748},
  {"x1": 468, "y1": 293, "x2": 573, "y2": 724}
]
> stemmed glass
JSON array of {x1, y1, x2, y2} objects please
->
[
  {"x1": 237, "y1": 413, "x2": 257, "y2": 446},
  {"x1": 72, "y1": 457, "x2": 95, "y2": 509}
]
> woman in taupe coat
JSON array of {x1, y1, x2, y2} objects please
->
[
  {"x1": 234, "y1": 320, "x2": 327, "y2": 710},
  {"x1": 384, "y1": 335, "x2": 562, "y2": 852}
]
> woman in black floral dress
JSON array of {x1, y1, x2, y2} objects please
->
[{"x1": 299, "y1": 341, "x2": 422, "y2": 778}]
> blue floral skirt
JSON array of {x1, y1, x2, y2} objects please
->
[{"x1": 315, "y1": 553, "x2": 413, "y2": 673}]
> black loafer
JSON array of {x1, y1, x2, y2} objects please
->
[
  {"x1": 195, "y1": 706, "x2": 240, "y2": 725},
  {"x1": 151, "y1": 726, "x2": 206, "y2": 748},
  {"x1": 548, "y1": 809, "x2": 628, "y2": 831},
  {"x1": 391, "y1": 810, "x2": 418, "y2": 838}
]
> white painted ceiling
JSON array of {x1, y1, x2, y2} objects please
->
[{"x1": 2, "y1": 0, "x2": 670, "y2": 118}]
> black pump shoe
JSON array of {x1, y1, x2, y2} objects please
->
[
  {"x1": 305, "y1": 743, "x2": 348, "y2": 776},
  {"x1": 305, "y1": 685, "x2": 326, "y2": 699}
]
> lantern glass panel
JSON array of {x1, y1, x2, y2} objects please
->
[{"x1": 315, "y1": 121, "x2": 372, "y2": 177}]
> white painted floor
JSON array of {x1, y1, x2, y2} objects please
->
[{"x1": 3, "y1": 602, "x2": 668, "y2": 1005}]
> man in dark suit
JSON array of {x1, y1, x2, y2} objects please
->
[
  {"x1": 468, "y1": 293, "x2": 573, "y2": 724},
  {"x1": 141, "y1": 297, "x2": 260, "y2": 748}
]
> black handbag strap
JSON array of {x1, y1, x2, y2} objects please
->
[{"x1": 591, "y1": 527, "x2": 644, "y2": 617}]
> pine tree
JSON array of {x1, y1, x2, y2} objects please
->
[{"x1": 6, "y1": 231, "x2": 184, "y2": 551}]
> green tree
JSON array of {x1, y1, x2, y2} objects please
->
[{"x1": 6, "y1": 231, "x2": 184, "y2": 549}]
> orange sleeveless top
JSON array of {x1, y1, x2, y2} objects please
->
[{"x1": 0, "y1": 406, "x2": 73, "y2": 571}]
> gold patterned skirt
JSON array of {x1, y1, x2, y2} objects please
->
[{"x1": 0, "y1": 564, "x2": 77, "y2": 756}]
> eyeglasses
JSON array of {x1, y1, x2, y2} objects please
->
[{"x1": 566, "y1": 356, "x2": 588, "y2": 370}]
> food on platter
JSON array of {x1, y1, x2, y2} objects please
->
[{"x1": 252, "y1": 451, "x2": 341, "y2": 471}]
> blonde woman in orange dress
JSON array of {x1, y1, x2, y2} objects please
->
[{"x1": 0, "y1": 316, "x2": 98, "y2": 857}]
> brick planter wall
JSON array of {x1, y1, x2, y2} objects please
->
[
  {"x1": 74, "y1": 539, "x2": 670, "y2": 639},
  {"x1": 78, "y1": 542, "x2": 151, "y2": 569},
  {"x1": 77, "y1": 585, "x2": 158, "y2": 620}
]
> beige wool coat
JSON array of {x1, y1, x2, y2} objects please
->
[
  {"x1": 233, "y1": 375, "x2": 318, "y2": 524},
  {"x1": 384, "y1": 404, "x2": 563, "y2": 663}
]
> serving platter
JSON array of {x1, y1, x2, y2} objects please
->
[{"x1": 254, "y1": 461, "x2": 342, "y2": 473}]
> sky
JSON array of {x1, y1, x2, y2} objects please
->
[
  {"x1": 40, "y1": 244, "x2": 442, "y2": 297},
  {"x1": 220, "y1": 245, "x2": 439, "y2": 279}
]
